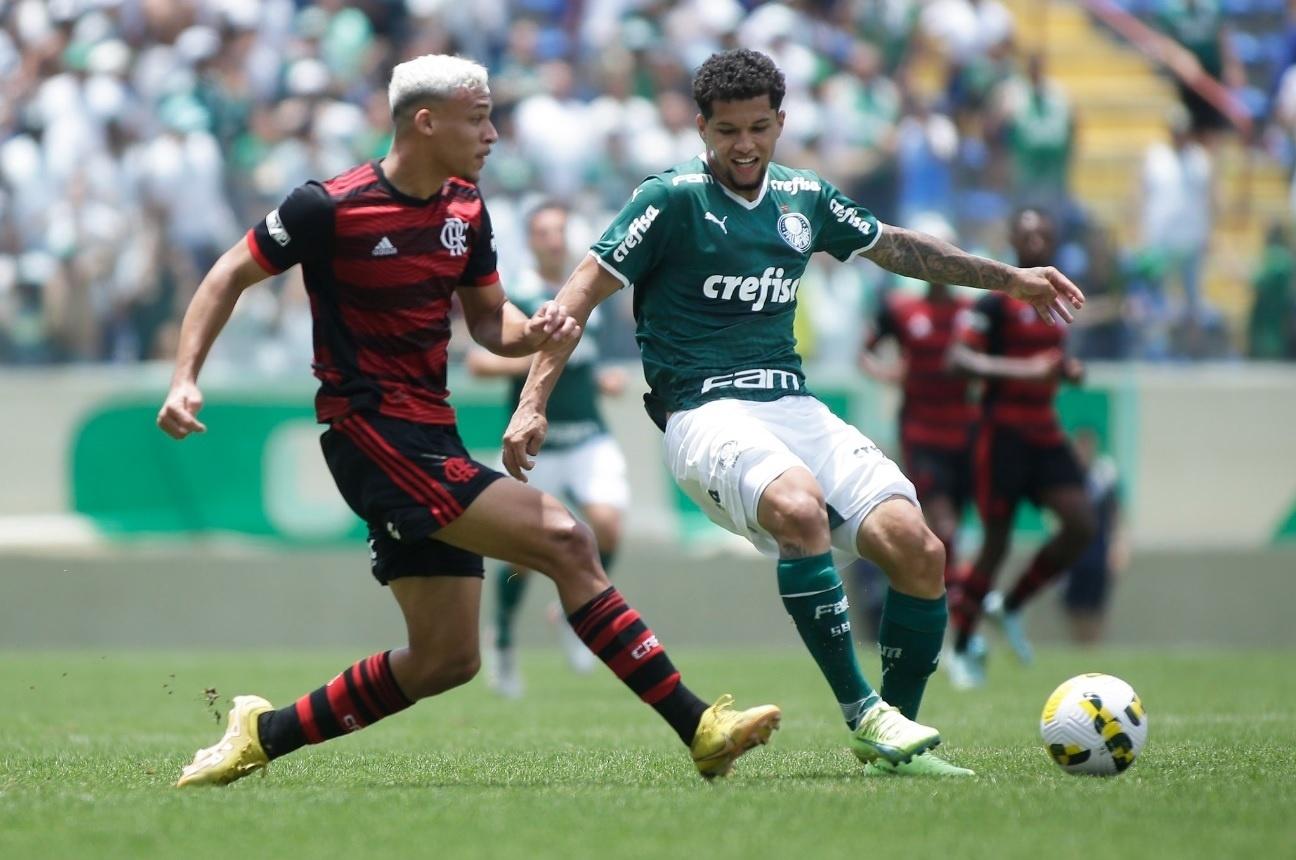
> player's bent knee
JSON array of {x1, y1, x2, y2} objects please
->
[
  {"x1": 924, "y1": 531, "x2": 947, "y2": 585},
  {"x1": 909, "y1": 528, "x2": 946, "y2": 595},
  {"x1": 884, "y1": 521, "x2": 946, "y2": 597},
  {"x1": 535, "y1": 514, "x2": 603, "y2": 585},
  {"x1": 921, "y1": 527, "x2": 946, "y2": 569},
  {"x1": 441, "y1": 653, "x2": 482, "y2": 689},
  {"x1": 405, "y1": 651, "x2": 481, "y2": 698},
  {"x1": 551, "y1": 517, "x2": 598, "y2": 562},
  {"x1": 765, "y1": 489, "x2": 828, "y2": 543}
]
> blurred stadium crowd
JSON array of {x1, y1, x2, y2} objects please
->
[{"x1": 1, "y1": 0, "x2": 1295, "y2": 368}]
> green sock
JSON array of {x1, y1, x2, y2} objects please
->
[
  {"x1": 778, "y1": 553, "x2": 878, "y2": 729},
  {"x1": 495, "y1": 565, "x2": 528, "y2": 650},
  {"x1": 878, "y1": 588, "x2": 948, "y2": 720}
]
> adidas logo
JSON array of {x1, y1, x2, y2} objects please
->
[{"x1": 371, "y1": 236, "x2": 397, "y2": 256}]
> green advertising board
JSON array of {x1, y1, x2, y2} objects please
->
[
  {"x1": 71, "y1": 391, "x2": 512, "y2": 544},
  {"x1": 71, "y1": 381, "x2": 1121, "y2": 547}
]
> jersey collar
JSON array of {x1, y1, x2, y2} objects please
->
[
  {"x1": 372, "y1": 159, "x2": 445, "y2": 206},
  {"x1": 701, "y1": 152, "x2": 769, "y2": 211}
]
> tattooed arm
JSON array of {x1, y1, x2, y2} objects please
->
[{"x1": 862, "y1": 225, "x2": 1085, "y2": 324}]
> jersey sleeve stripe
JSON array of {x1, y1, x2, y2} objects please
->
[
  {"x1": 245, "y1": 229, "x2": 282, "y2": 275},
  {"x1": 462, "y1": 271, "x2": 500, "y2": 287},
  {"x1": 844, "y1": 220, "x2": 885, "y2": 262},
  {"x1": 589, "y1": 250, "x2": 630, "y2": 289}
]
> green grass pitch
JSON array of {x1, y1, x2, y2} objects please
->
[{"x1": 2, "y1": 648, "x2": 1293, "y2": 859}]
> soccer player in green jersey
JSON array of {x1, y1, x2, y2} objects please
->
[
  {"x1": 503, "y1": 49, "x2": 1084, "y2": 776},
  {"x1": 469, "y1": 201, "x2": 630, "y2": 697}
]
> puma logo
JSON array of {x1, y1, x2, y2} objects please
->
[{"x1": 704, "y1": 212, "x2": 729, "y2": 235}]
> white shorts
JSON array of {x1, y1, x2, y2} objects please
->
[
  {"x1": 525, "y1": 433, "x2": 629, "y2": 511},
  {"x1": 664, "y1": 396, "x2": 917, "y2": 559}
]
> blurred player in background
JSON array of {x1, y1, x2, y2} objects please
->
[
  {"x1": 945, "y1": 207, "x2": 1096, "y2": 688},
  {"x1": 157, "y1": 54, "x2": 779, "y2": 787},
  {"x1": 468, "y1": 201, "x2": 630, "y2": 697},
  {"x1": 857, "y1": 217, "x2": 977, "y2": 593},
  {"x1": 504, "y1": 50, "x2": 1084, "y2": 776},
  {"x1": 1061, "y1": 426, "x2": 1126, "y2": 646}
]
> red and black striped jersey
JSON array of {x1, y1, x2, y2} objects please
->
[
  {"x1": 247, "y1": 160, "x2": 499, "y2": 425},
  {"x1": 958, "y1": 292, "x2": 1066, "y2": 445},
  {"x1": 870, "y1": 293, "x2": 976, "y2": 450}
]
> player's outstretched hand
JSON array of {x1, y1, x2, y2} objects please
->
[
  {"x1": 1005, "y1": 266, "x2": 1085, "y2": 325},
  {"x1": 157, "y1": 380, "x2": 207, "y2": 440},
  {"x1": 502, "y1": 405, "x2": 548, "y2": 481},
  {"x1": 522, "y1": 300, "x2": 581, "y2": 352}
]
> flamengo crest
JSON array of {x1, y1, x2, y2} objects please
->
[{"x1": 441, "y1": 217, "x2": 468, "y2": 256}]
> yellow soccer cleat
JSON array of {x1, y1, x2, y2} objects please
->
[
  {"x1": 175, "y1": 695, "x2": 273, "y2": 787},
  {"x1": 690, "y1": 694, "x2": 781, "y2": 780},
  {"x1": 849, "y1": 702, "x2": 941, "y2": 766}
]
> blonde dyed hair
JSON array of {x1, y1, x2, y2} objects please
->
[{"x1": 388, "y1": 54, "x2": 489, "y2": 118}]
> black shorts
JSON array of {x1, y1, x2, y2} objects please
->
[
  {"x1": 321, "y1": 413, "x2": 504, "y2": 584},
  {"x1": 974, "y1": 423, "x2": 1084, "y2": 523},
  {"x1": 901, "y1": 441, "x2": 972, "y2": 512},
  {"x1": 1063, "y1": 562, "x2": 1111, "y2": 612}
]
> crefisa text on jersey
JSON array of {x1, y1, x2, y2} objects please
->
[
  {"x1": 701, "y1": 267, "x2": 800, "y2": 311},
  {"x1": 611, "y1": 205, "x2": 662, "y2": 262}
]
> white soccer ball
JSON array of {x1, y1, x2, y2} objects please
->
[{"x1": 1039, "y1": 673, "x2": 1148, "y2": 776}]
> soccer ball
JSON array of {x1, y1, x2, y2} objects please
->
[{"x1": 1039, "y1": 673, "x2": 1148, "y2": 776}]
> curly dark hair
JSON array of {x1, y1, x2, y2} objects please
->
[{"x1": 692, "y1": 49, "x2": 786, "y2": 119}]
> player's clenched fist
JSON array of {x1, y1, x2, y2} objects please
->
[
  {"x1": 522, "y1": 300, "x2": 581, "y2": 352},
  {"x1": 157, "y1": 380, "x2": 208, "y2": 440}
]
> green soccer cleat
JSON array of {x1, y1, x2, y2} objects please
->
[
  {"x1": 175, "y1": 695, "x2": 272, "y2": 787},
  {"x1": 867, "y1": 751, "x2": 975, "y2": 777},
  {"x1": 849, "y1": 702, "x2": 941, "y2": 766},
  {"x1": 690, "y1": 694, "x2": 782, "y2": 780}
]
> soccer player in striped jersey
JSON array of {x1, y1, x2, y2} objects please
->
[
  {"x1": 504, "y1": 50, "x2": 1084, "y2": 776},
  {"x1": 858, "y1": 225, "x2": 977, "y2": 592},
  {"x1": 158, "y1": 55, "x2": 779, "y2": 787},
  {"x1": 944, "y1": 208, "x2": 1096, "y2": 688}
]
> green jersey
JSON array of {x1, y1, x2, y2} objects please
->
[
  {"x1": 1156, "y1": 0, "x2": 1223, "y2": 76},
  {"x1": 590, "y1": 156, "x2": 882, "y2": 421},
  {"x1": 1007, "y1": 85, "x2": 1073, "y2": 200},
  {"x1": 509, "y1": 270, "x2": 608, "y2": 449}
]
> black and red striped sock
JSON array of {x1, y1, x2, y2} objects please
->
[
  {"x1": 567, "y1": 587, "x2": 708, "y2": 746},
  {"x1": 1004, "y1": 551, "x2": 1065, "y2": 612},
  {"x1": 257, "y1": 651, "x2": 412, "y2": 759},
  {"x1": 952, "y1": 564, "x2": 993, "y2": 652}
]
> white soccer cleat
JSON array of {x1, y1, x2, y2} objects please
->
[
  {"x1": 488, "y1": 645, "x2": 524, "y2": 699},
  {"x1": 560, "y1": 619, "x2": 598, "y2": 674},
  {"x1": 945, "y1": 635, "x2": 987, "y2": 690},
  {"x1": 983, "y1": 590, "x2": 1034, "y2": 665}
]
